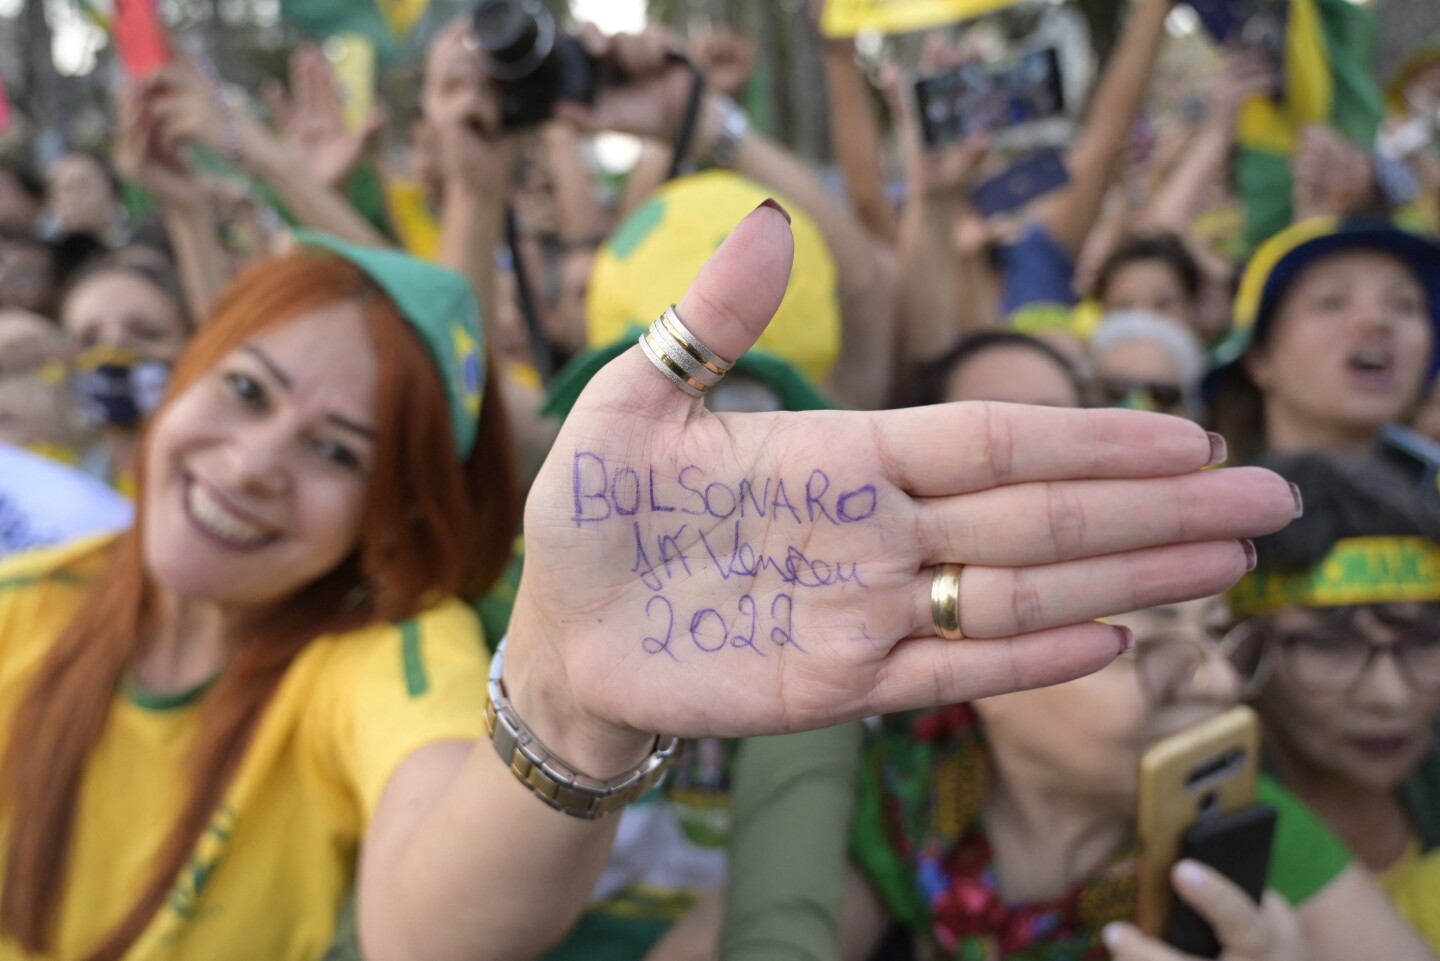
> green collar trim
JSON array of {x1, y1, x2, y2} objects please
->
[
  {"x1": 1230, "y1": 536, "x2": 1440, "y2": 617},
  {"x1": 123, "y1": 674, "x2": 217, "y2": 712}
]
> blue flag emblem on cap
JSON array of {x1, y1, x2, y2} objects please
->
[{"x1": 453, "y1": 323, "x2": 483, "y2": 420}]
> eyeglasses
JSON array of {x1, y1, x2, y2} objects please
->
[
  {"x1": 1097, "y1": 378, "x2": 1185, "y2": 412},
  {"x1": 1120, "y1": 628, "x2": 1257, "y2": 704},
  {"x1": 1255, "y1": 611, "x2": 1440, "y2": 695}
]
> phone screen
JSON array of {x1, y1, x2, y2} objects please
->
[
  {"x1": 915, "y1": 48, "x2": 1066, "y2": 148},
  {"x1": 971, "y1": 149, "x2": 1070, "y2": 218}
]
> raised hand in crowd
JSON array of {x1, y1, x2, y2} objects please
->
[
  {"x1": 1038, "y1": 0, "x2": 1171, "y2": 261},
  {"x1": 356, "y1": 200, "x2": 1296, "y2": 961},
  {"x1": 504, "y1": 203, "x2": 1298, "y2": 748},
  {"x1": 1292, "y1": 123, "x2": 1381, "y2": 222},
  {"x1": 557, "y1": 22, "x2": 896, "y2": 409},
  {"x1": 421, "y1": 17, "x2": 556, "y2": 485},
  {"x1": 1103, "y1": 862, "x2": 1312, "y2": 961},
  {"x1": 810, "y1": 0, "x2": 900, "y2": 244},
  {"x1": 140, "y1": 55, "x2": 388, "y2": 247},
  {"x1": 263, "y1": 44, "x2": 387, "y2": 192},
  {"x1": 883, "y1": 48, "x2": 997, "y2": 374},
  {"x1": 1139, "y1": 49, "x2": 1279, "y2": 234},
  {"x1": 113, "y1": 83, "x2": 230, "y2": 323},
  {"x1": 693, "y1": 27, "x2": 757, "y2": 100}
]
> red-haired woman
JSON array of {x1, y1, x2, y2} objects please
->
[{"x1": 0, "y1": 206, "x2": 1299, "y2": 961}]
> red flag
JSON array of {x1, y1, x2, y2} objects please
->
[
  {"x1": 114, "y1": 0, "x2": 171, "y2": 80},
  {"x1": 0, "y1": 73, "x2": 11, "y2": 134}
]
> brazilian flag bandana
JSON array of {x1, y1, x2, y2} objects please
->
[{"x1": 1230, "y1": 536, "x2": 1440, "y2": 617}]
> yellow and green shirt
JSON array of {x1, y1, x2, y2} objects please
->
[
  {"x1": 1380, "y1": 843, "x2": 1440, "y2": 954},
  {"x1": 0, "y1": 537, "x2": 489, "y2": 961}
]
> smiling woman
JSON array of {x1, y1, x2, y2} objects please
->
[{"x1": 0, "y1": 243, "x2": 521, "y2": 960}]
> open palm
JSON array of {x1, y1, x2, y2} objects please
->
[{"x1": 508, "y1": 203, "x2": 1298, "y2": 742}]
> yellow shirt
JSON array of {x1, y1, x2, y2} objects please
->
[
  {"x1": 0, "y1": 537, "x2": 489, "y2": 961},
  {"x1": 382, "y1": 177, "x2": 440, "y2": 263},
  {"x1": 1378, "y1": 841, "x2": 1440, "y2": 955}
]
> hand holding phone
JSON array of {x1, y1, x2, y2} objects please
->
[
  {"x1": 1136, "y1": 706, "x2": 1261, "y2": 938},
  {"x1": 971, "y1": 149, "x2": 1070, "y2": 218},
  {"x1": 914, "y1": 48, "x2": 1066, "y2": 149},
  {"x1": 1107, "y1": 853, "x2": 1305, "y2": 961},
  {"x1": 1166, "y1": 805, "x2": 1277, "y2": 956}
]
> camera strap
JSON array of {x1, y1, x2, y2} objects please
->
[
  {"x1": 504, "y1": 204, "x2": 559, "y2": 381},
  {"x1": 666, "y1": 57, "x2": 707, "y2": 181}
]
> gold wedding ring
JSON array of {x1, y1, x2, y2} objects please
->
[
  {"x1": 639, "y1": 305, "x2": 736, "y2": 399},
  {"x1": 931, "y1": 563, "x2": 966, "y2": 641}
]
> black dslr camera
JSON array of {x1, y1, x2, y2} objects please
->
[{"x1": 470, "y1": 0, "x2": 599, "y2": 128}]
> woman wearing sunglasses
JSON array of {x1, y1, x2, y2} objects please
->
[{"x1": 1230, "y1": 453, "x2": 1440, "y2": 952}]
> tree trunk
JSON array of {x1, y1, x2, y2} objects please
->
[
  {"x1": 1376, "y1": 0, "x2": 1440, "y2": 79},
  {"x1": 25, "y1": 0, "x2": 66, "y2": 162}
]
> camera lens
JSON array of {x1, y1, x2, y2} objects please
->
[{"x1": 472, "y1": 0, "x2": 543, "y2": 70}]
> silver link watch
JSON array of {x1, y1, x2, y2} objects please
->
[{"x1": 485, "y1": 638, "x2": 681, "y2": 819}]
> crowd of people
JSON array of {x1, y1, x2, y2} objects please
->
[{"x1": 0, "y1": 0, "x2": 1438, "y2": 958}]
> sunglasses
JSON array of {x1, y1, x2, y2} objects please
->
[
  {"x1": 1119, "y1": 628, "x2": 1257, "y2": 704},
  {"x1": 1232, "y1": 605, "x2": 1440, "y2": 696},
  {"x1": 1098, "y1": 378, "x2": 1185, "y2": 411}
]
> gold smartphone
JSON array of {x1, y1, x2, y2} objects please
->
[{"x1": 1135, "y1": 705, "x2": 1261, "y2": 937}]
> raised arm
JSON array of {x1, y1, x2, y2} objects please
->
[
  {"x1": 1040, "y1": 0, "x2": 1172, "y2": 258},
  {"x1": 421, "y1": 19, "x2": 522, "y2": 359},
  {"x1": 357, "y1": 199, "x2": 1297, "y2": 960},
  {"x1": 884, "y1": 59, "x2": 994, "y2": 370},
  {"x1": 818, "y1": 25, "x2": 900, "y2": 245},
  {"x1": 115, "y1": 84, "x2": 231, "y2": 324},
  {"x1": 145, "y1": 59, "x2": 389, "y2": 248},
  {"x1": 556, "y1": 25, "x2": 898, "y2": 410},
  {"x1": 264, "y1": 44, "x2": 388, "y2": 195},
  {"x1": 1140, "y1": 52, "x2": 1279, "y2": 234}
]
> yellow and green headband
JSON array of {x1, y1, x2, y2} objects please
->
[
  {"x1": 295, "y1": 231, "x2": 485, "y2": 460},
  {"x1": 1230, "y1": 536, "x2": 1440, "y2": 618}
]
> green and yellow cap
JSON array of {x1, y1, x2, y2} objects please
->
[
  {"x1": 586, "y1": 170, "x2": 840, "y2": 386},
  {"x1": 1230, "y1": 535, "x2": 1440, "y2": 618},
  {"x1": 295, "y1": 231, "x2": 485, "y2": 460},
  {"x1": 1205, "y1": 216, "x2": 1440, "y2": 398}
]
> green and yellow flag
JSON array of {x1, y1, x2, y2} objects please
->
[
  {"x1": 279, "y1": 0, "x2": 431, "y2": 61},
  {"x1": 821, "y1": 0, "x2": 1026, "y2": 38},
  {"x1": 1234, "y1": 0, "x2": 1386, "y2": 251}
]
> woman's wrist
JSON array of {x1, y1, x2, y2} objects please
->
[
  {"x1": 686, "y1": 94, "x2": 752, "y2": 171},
  {"x1": 500, "y1": 596, "x2": 656, "y2": 779},
  {"x1": 160, "y1": 195, "x2": 213, "y2": 224},
  {"x1": 235, "y1": 112, "x2": 283, "y2": 178}
]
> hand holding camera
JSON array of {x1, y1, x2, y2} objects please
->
[
  {"x1": 469, "y1": 0, "x2": 696, "y2": 145},
  {"x1": 423, "y1": 17, "x2": 522, "y2": 197}
]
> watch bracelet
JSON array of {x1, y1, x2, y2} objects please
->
[
  {"x1": 707, "y1": 95, "x2": 750, "y2": 170},
  {"x1": 485, "y1": 639, "x2": 681, "y2": 820}
]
